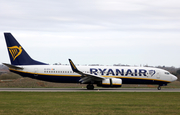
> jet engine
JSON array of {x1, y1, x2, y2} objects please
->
[{"x1": 97, "y1": 78, "x2": 122, "y2": 87}]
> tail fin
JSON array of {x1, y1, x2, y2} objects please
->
[{"x1": 4, "y1": 33, "x2": 48, "y2": 65}]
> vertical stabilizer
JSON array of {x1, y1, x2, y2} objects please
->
[{"x1": 4, "y1": 33, "x2": 48, "y2": 65}]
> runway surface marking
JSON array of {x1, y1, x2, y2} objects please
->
[{"x1": 0, "y1": 88, "x2": 179, "y2": 92}]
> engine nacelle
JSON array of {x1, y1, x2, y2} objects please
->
[{"x1": 97, "y1": 78, "x2": 122, "y2": 87}]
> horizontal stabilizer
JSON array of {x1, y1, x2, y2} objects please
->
[{"x1": 2, "y1": 63, "x2": 23, "y2": 70}]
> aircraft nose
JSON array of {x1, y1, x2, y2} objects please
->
[{"x1": 171, "y1": 75, "x2": 178, "y2": 82}]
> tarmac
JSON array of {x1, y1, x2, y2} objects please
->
[{"x1": 0, "y1": 88, "x2": 179, "y2": 92}]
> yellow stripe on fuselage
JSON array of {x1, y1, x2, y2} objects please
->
[{"x1": 9, "y1": 68, "x2": 171, "y2": 83}]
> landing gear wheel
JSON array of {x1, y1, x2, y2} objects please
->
[
  {"x1": 86, "y1": 84, "x2": 94, "y2": 90},
  {"x1": 157, "y1": 85, "x2": 161, "y2": 90}
]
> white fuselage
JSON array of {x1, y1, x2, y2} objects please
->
[{"x1": 10, "y1": 65, "x2": 177, "y2": 85}]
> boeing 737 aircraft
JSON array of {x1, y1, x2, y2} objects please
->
[{"x1": 3, "y1": 33, "x2": 177, "y2": 90}]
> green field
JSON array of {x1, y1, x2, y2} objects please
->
[{"x1": 0, "y1": 92, "x2": 179, "y2": 115}]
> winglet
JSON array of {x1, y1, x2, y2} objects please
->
[{"x1": 68, "y1": 59, "x2": 80, "y2": 73}]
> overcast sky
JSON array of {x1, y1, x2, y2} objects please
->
[{"x1": 0, "y1": 0, "x2": 180, "y2": 67}]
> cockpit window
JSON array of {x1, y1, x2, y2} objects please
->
[{"x1": 165, "y1": 72, "x2": 170, "y2": 75}]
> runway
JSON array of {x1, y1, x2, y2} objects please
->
[{"x1": 0, "y1": 88, "x2": 179, "y2": 92}]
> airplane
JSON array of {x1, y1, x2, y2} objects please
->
[{"x1": 3, "y1": 33, "x2": 178, "y2": 90}]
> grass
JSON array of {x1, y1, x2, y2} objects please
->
[
  {"x1": 0, "y1": 72, "x2": 21, "y2": 80},
  {"x1": 0, "y1": 92, "x2": 179, "y2": 115}
]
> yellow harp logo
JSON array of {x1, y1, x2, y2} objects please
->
[{"x1": 8, "y1": 46, "x2": 22, "y2": 61}]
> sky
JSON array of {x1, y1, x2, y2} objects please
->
[{"x1": 0, "y1": 0, "x2": 180, "y2": 67}]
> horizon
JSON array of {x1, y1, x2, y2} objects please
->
[{"x1": 0, "y1": 0, "x2": 180, "y2": 67}]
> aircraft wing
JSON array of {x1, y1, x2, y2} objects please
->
[{"x1": 69, "y1": 59, "x2": 105, "y2": 84}]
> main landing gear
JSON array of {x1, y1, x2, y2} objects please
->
[
  {"x1": 157, "y1": 85, "x2": 161, "y2": 90},
  {"x1": 86, "y1": 84, "x2": 94, "y2": 90}
]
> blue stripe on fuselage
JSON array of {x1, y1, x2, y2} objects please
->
[{"x1": 10, "y1": 69, "x2": 169, "y2": 85}]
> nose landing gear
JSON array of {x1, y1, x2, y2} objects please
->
[{"x1": 157, "y1": 84, "x2": 167, "y2": 90}]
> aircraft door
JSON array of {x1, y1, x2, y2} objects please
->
[
  {"x1": 34, "y1": 68, "x2": 38, "y2": 77},
  {"x1": 156, "y1": 71, "x2": 160, "y2": 79}
]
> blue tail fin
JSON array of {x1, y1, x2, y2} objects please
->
[{"x1": 4, "y1": 33, "x2": 48, "y2": 65}]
